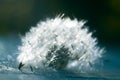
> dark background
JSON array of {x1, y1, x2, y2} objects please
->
[{"x1": 0, "y1": 0, "x2": 120, "y2": 47}]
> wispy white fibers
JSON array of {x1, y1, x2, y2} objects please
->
[{"x1": 17, "y1": 15, "x2": 104, "y2": 72}]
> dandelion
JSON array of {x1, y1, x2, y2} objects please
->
[{"x1": 17, "y1": 15, "x2": 104, "y2": 72}]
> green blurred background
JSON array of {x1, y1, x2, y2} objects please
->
[{"x1": 0, "y1": 0, "x2": 120, "y2": 46}]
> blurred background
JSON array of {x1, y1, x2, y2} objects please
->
[{"x1": 0, "y1": 0, "x2": 120, "y2": 47}]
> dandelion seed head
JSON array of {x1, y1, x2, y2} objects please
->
[{"x1": 17, "y1": 16, "x2": 104, "y2": 72}]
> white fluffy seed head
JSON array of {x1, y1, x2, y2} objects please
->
[{"x1": 17, "y1": 16, "x2": 104, "y2": 72}]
